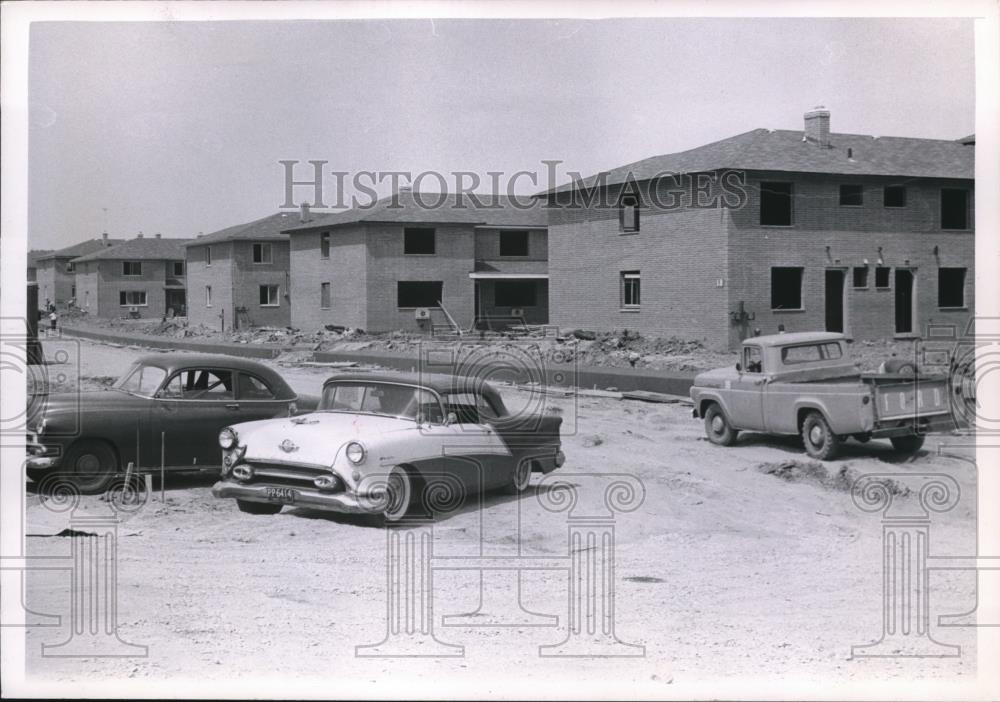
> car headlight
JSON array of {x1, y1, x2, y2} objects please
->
[
  {"x1": 345, "y1": 441, "x2": 366, "y2": 465},
  {"x1": 219, "y1": 427, "x2": 237, "y2": 450}
]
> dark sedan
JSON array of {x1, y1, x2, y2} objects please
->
[{"x1": 26, "y1": 353, "x2": 297, "y2": 493}]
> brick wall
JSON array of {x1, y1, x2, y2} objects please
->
[
  {"x1": 473, "y1": 228, "x2": 548, "y2": 261},
  {"x1": 74, "y1": 262, "x2": 99, "y2": 315},
  {"x1": 548, "y1": 198, "x2": 732, "y2": 349},
  {"x1": 230, "y1": 240, "x2": 291, "y2": 328},
  {"x1": 364, "y1": 223, "x2": 477, "y2": 332},
  {"x1": 93, "y1": 259, "x2": 170, "y2": 319},
  {"x1": 36, "y1": 259, "x2": 74, "y2": 308},
  {"x1": 186, "y1": 242, "x2": 234, "y2": 330},
  {"x1": 289, "y1": 226, "x2": 368, "y2": 331}
]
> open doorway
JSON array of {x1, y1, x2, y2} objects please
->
[
  {"x1": 894, "y1": 269, "x2": 914, "y2": 335},
  {"x1": 824, "y1": 269, "x2": 845, "y2": 333}
]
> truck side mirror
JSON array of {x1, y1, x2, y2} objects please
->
[{"x1": 735, "y1": 362, "x2": 742, "y2": 372}]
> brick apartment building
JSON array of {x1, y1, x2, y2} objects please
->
[
  {"x1": 72, "y1": 234, "x2": 191, "y2": 319},
  {"x1": 283, "y1": 191, "x2": 548, "y2": 332},
  {"x1": 34, "y1": 234, "x2": 123, "y2": 309},
  {"x1": 184, "y1": 211, "x2": 305, "y2": 331},
  {"x1": 539, "y1": 109, "x2": 974, "y2": 349}
]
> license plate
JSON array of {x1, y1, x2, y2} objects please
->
[{"x1": 265, "y1": 486, "x2": 298, "y2": 503}]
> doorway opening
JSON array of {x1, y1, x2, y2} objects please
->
[
  {"x1": 894, "y1": 269, "x2": 914, "y2": 335},
  {"x1": 825, "y1": 269, "x2": 846, "y2": 333}
]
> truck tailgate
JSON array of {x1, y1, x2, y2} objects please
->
[{"x1": 871, "y1": 377, "x2": 950, "y2": 421}]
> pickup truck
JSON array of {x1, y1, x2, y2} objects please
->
[{"x1": 689, "y1": 332, "x2": 955, "y2": 460}]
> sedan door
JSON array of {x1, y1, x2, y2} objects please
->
[{"x1": 153, "y1": 368, "x2": 241, "y2": 468}]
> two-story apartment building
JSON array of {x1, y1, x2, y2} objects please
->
[
  {"x1": 184, "y1": 211, "x2": 304, "y2": 331},
  {"x1": 539, "y1": 109, "x2": 974, "y2": 349},
  {"x1": 71, "y1": 234, "x2": 190, "y2": 319},
  {"x1": 283, "y1": 191, "x2": 548, "y2": 332},
  {"x1": 34, "y1": 234, "x2": 123, "y2": 308}
]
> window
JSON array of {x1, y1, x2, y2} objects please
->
[
  {"x1": 883, "y1": 186, "x2": 906, "y2": 208},
  {"x1": 619, "y1": 196, "x2": 640, "y2": 233},
  {"x1": 172, "y1": 260, "x2": 184, "y2": 276},
  {"x1": 621, "y1": 271, "x2": 641, "y2": 308},
  {"x1": 71, "y1": 285, "x2": 76, "y2": 297},
  {"x1": 206, "y1": 247, "x2": 213, "y2": 266},
  {"x1": 320, "y1": 232, "x2": 330, "y2": 259},
  {"x1": 782, "y1": 342, "x2": 843, "y2": 365},
  {"x1": 122, "y1": 261, "x2": 142, "y2": 276},
  {"x1": 320, "y1": 381, "x2": 442, "y2": 422},
  {"x1": 938, "y1": 268, "x2": 967, "y2": 309},
  {"x1": 499, "y1": 230, "x2": 529, "y2": 257},
  {"x1": 760, "y1": 182, "x2": 793, "y2": 226},
  {"x1": 875, "y1": 267, "x2": 891, "y2": 289},
  {"x1": 66, "y1": 262, "x2": 74, "y2": 273},
  {"x1": 205, "y1": 285, "x2": 212, "y2": 307},
  {"x1": 113, "y1": 364, "x2": 166, "y2": 397},
  {"x1": 839, "y1": 184, "x2": 863, "y2": 206},
  {"x1": 941, "y1": 189, "x2": 969, "y2": 230},
  {"x1": 259, "y1": 285, "x2": 279, "y2": 306},
  {"x1": 494, "y1": 281, "x2": 537, "y2": 307},
  {"x1": 852, "y1": 266, "x2": 869, "y2": 288},
  {"x1": 237, "y1": 374, "x2": 275, "y2": 400},
  {"x1": 770, "y1": 267, "x2": 803, "y2": 310},
  {"x1": 252, "y1": 243, "x2": 272, "y2": 264},
  {"x1": 160, "y1": 369, "x2": 234, "y2": 400},
  {"x1": 743, "y1": 346, "x2": 763, "y2": 373},
  {"x1": 404, "y1": 227, "x2": 436, "y2": 255},
  {"x1": 119, "y1": 290, "x2": 147, "y2": 306},
  {"x1": 320, "y1": 282, "x2": 331, "y2": 309},
  {"x1": 397, "y1": 281, "x2": 443, "y2": 308}
]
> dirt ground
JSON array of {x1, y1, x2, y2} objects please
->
[
  {"x1": 20, "y1": 339, "x2": 980, "y2": 693},
  {"x1": 58, "y1": 311, "x2": 924, "y2": 373}
]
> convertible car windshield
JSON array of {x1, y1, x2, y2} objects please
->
[
  {"x1": 319, "y1": 381, "x2": 443, "y2": 422},
  {"x1": 112, "y1": 363, "x2": 167, "y2": 397}
]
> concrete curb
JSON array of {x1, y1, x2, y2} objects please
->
[{"x1": 58, "y1": 325, "x2": 698, "y2": 396}]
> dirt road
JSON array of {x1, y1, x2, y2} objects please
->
[{"x1": 21, "y1": 340, "x2": 980, "y2": 693}]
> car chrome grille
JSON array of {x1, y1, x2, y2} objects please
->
[{"x1": 243, "y1": 462, "x2": 342, "y2": 491}]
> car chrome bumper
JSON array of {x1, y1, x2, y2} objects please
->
[
  {"x1": 212, "y1": 480, "x2": 374, "y2": 514},
  {"x1": 26, "y1": 456, "x2": 58, "y2": 470}
]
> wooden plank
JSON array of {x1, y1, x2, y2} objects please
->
[{"x1": 621, "y1": 389, "x2": 692, "y2": 404}]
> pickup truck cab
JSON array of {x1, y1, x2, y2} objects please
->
[{"x1": 690, "y1": 332, "x2": 954, "y2": 460}]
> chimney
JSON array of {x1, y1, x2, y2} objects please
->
[
  {"x1": 155, "y1": 232, "x2": 162, "y2": 239},
  {"x1": 102, "y1": 231, "x2": 109, "y2": 246},
  {"x1": 299, "y1": 202, "x2": 310, "y2": 223},
  {"x1": 804, "y1": 106, "x2": 831, "y2": 148},
  {"x1": 137, "y1": 231, "x2": 144, "y2": 239}
]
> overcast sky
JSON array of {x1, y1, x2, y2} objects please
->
[{"x1": 28, "y1": 17, "x2": 974, "y2": 250}]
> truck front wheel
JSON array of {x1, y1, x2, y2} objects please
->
[
  {"x1": 802, "y1": 412, "x2": 840, "y2": 460},
  {"x1": 704, "y1": 403, "x2": 738, "y2": 446},
  {"x1": 890, "y1": 434, "x2": 925, "y2": 455}
]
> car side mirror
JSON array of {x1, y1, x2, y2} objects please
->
[{"x1": 735, "y1": 362, "x2": 742, "y2": 372}]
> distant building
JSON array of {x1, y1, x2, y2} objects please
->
[
  {"x1": 538, "y1": 109, "x2": 974, "y2": 349},
  {"x1": 71, "y1": 234, "x2": 191, "y2": 319},
  {"x1": 283, "y1": 192, "x2": 548, "y2": 333},
  {"x1": 27, "y1": 250, "x2": 53, "y2": 284},
  {"x1": 184, "y1": 212, "x2": 304, "y2": 331},
  {"x1": 34, "y1": 234, "x2": 123, "y2": 308}
]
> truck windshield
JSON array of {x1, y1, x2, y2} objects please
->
[
  {"x1": 781, "y1": 342, "x2": 843, "y2": 364},
  {"x1": 319, "y1": 382, "x2": 444, "y2": 422}
]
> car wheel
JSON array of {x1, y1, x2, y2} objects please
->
[
  {"x1": 236, "y1": 500, "x2": 283, "y2": 515},
  {"x1": 502, "y1": 459, "x2": 533, "y2": 495},
  {"x1": 890, "y1": 434, "x2": 925, "y2": 455},
  {"x1": 62, "y1": 440, "x2": 118, "y2": 495},
  {"x1": 704, "y1": 403, "x2": 738, "y2": 446},
  {"x1": 801, "y1": 412, "x2": 840, "y2": 460},
  {"x1": 382, "y1": 466, "x2": 415, "y2": 523}
]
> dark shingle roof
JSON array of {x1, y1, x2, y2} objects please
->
[
  {"x1": 283, "y1": 191, "x2": 546, "y2": 233},
  {"x1": 28, "y1": 250, "x2": 53, "y2": 268},
  {"x1": 71, "y1": 237, "x2": 191, "y2": 263},
  {"x1": 539, "y1": 128, "x2": 975, "y2": 195},
  {"x1": 36, "y1": 238, "x2": 125, "y2": 262},
  {"x1": 184, "y1": 211, "x2": 306, "y2": 247}
]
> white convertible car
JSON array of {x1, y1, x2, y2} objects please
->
[{"x1": 211, "y1": 371, "x2": 565, "y2": 522}]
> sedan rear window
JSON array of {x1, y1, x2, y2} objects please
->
[{"x1": 238, "y1": 374, "x2": 275, "y2": 400}]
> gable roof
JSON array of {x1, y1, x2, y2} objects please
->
[
  {"x1": 184, "y1": 211, "x2": 308, "y2": 248},
  {"x1": 71, "y1": 236, "x2": 191, "y2": 263},
  {"x1": 539, "y1": 128, "x2": 975, "y2": 196},
  {"x1": 283, "y1": 191, "x2": 547, "y2": 233},
  {"x1": 36, "y1": 237, "x2": 125, "y2": 262},
  {"x1": 28, "y1": 250, "x2": 53, "y2": 268}
]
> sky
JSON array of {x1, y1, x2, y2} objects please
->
[{"x1": 27, "y1": 17, "x2": 975, "y2": 250}]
